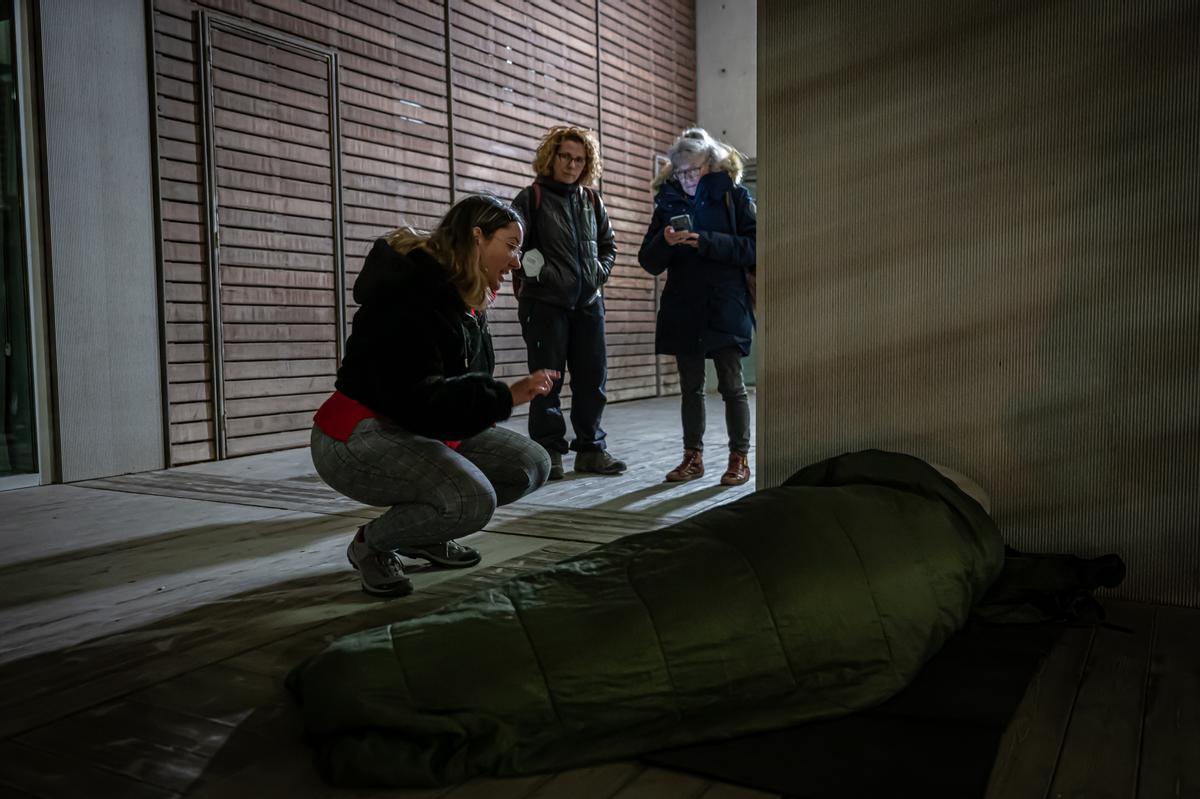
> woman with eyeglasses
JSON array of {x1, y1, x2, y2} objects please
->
[
  {"x1": 511, "y1": 126, "x2": 625, "y2": 480},
  {"x1": 638, "y1": 128, "x2": 757, "y2": 486},
  {"x1": 309, "y1": 195, "x2": 559, "y2": 597}
]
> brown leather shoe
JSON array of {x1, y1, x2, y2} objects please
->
[
  {"x1": 720, "y1": 451, "x2": 751, "y2": 486},
  {"x1": 665, "y1": 449, "x2": 704, "y2": 482}
]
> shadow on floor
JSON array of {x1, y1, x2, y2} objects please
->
[{"x1": 0, "y1": 513, "x2": 373, "y2": 609}]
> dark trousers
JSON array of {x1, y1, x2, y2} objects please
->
[
  {"x1": 675, "y1": 346, "x2": 750, "y2": 454},
  {"x1": 519, "y1": 297, "x2": 609, "y2": 454}
]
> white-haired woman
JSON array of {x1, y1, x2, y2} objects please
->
[
  {"x1": 638, "y1": 128, "x2": 756, "y2": 486},
  {"x1": 310, "y1": 195, "x2": 558, "y2": 597}
]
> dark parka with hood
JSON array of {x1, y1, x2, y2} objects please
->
[
  {"x1": 511, "y1": 177, "x2": 617, "y2": 309},
  {"x1": 334, "y1": 239, "x2": 513, "y2": 440},
  {"x1": 638, "y1": 155, "x2": 756, "y2": 357}
]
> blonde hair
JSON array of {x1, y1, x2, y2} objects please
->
[
  {"x1": 532, "y1": 125, "x2": 602, "y2": 186},
  {"x1": 385, "y1": 195, "x2": 523, "y2": 311},
  {"x1": 652, "y1": 127, "x2": 744, "y2": 190}
]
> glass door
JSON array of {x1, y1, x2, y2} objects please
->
[{"x1": 0, "y1": 0, "x2": 37, "y2": 483}]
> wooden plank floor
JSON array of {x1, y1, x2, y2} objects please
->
[
  {"x1": 0, "y1": 394, "x2": 1196, "y2": 798},
  {"x1": 0, "y1": 396, "x2": 766, "y2": 798}
]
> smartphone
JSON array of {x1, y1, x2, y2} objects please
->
[{"x1": 669, "y1": 213, "x2": 692, "y2": 232}]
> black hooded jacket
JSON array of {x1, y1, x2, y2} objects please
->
[{"x1": 334, "y1": 239, "x2": 513, "y2": 440}]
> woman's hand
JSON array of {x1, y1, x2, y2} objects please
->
[
  {"x1": 509, "y1": 369, "x2": 561, "y2": 406},
  {"x1": 664, "y1": 226, "x2": 700, "y2": 248}
]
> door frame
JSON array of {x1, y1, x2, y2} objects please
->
[
  {"x1": 0, "y1": 0, "x2": 54, "y2": 492},
  {"x1": 194, "y1": 10, "x2": 345, "y2": 459}
]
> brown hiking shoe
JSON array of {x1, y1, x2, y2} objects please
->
[
  {"x1": 720, "y1": 451, "x2": 751, "y2": 486},
  {"x1": 666, "y1": 449, "x2": 704, "y2": 482}
]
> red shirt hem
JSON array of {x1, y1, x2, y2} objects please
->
[{"x1": 313, "y1": 391, "x2": 461, "y2": 449}]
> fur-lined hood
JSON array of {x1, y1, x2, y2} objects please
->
[{"x1": 651, "y1": 148, "x2": 744, "y2": 191}]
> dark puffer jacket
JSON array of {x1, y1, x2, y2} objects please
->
[
  {"x1": 638, "y1": 170, "x2": 756, "y2": 357},
  {"x1": 511, "y1": 177, "x2": 617, "y2": 309},
  {"x1": 334, "y1": 239, "x2": 512, "y2": 440}
]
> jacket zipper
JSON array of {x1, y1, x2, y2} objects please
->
[
  {"x1": 463, "y1": 313, "x2": 478, "y2": 369},
  {"x1": 571, "y1": 191, "x2": 588, "y2": 309}
]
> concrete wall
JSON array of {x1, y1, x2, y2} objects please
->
[
  {"x1": 759, "y1": 2, "x2": 1200, "y2": 606},
  {"x1": 697, "y1": 0, "x2": 757, "y2": 391},
  {"x1": 697, "y1": 0, "x2": 756, "y2": 157},
  {"x1": 40, "y1": 0, "x2": 164, "y2": 480}
]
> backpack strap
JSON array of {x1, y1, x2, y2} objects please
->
[
  {"x1": 583, "y1": 186, "x2": 600, "y2": 218},
  {"x1": 523, "y1": 182, "x2": 541, "y2": 252}
]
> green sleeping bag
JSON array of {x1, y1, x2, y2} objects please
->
[{"x1": 287, "y1": 450, "x2": 1005, "y2": 787}]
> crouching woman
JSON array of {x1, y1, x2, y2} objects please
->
[{"x1": 310, "y1": 195, "x2": 558, "y2": 597}]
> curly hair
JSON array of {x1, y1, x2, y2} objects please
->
[
  {"x1": 531, "y1": 125, "x2": 602, "y2": 186},
  {"x1": 385, "y1": 195, "x2": 524, "y2": 311}
]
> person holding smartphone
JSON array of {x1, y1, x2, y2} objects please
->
[
  {"x1": 511, "y1": 126, "x2": 625, "y2": 480},
  {"x1": 310, "y1": 195, "x2": 559, "y2": 597},
  {"x1": 637, "y1": 128, "x2": 757, "y2": 486}
]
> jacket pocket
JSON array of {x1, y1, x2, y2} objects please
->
[
  {"x1": 707, "y1": 285, "x2": 750, "y2": 335},
  {"x1": 517, "y1": 298, "x2": 538, "y2": 351},
  {"x1": 536, "y1": 260, "x2": 570, "y2": 296},
  {"x1": 580, "y1": 256, "x2": 603, "y2": 290}
]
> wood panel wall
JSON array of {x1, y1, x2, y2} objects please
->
[
  {"x1": 448, "y1": 0, "x2": 600, "y2": 387},
  {"x1": 151, "y1": 0, "x2": 696, "y2": 465},
  {"x1": 600, "y1": 0, "x2": 695, "y2": 396}
]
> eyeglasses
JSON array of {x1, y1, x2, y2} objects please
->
[
  {"x1": 676, "y1": 166, "x2": 703, "y2": 182},
  {"x1": 555, "y1": 152, "x2": 587, "y2": 167}
]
